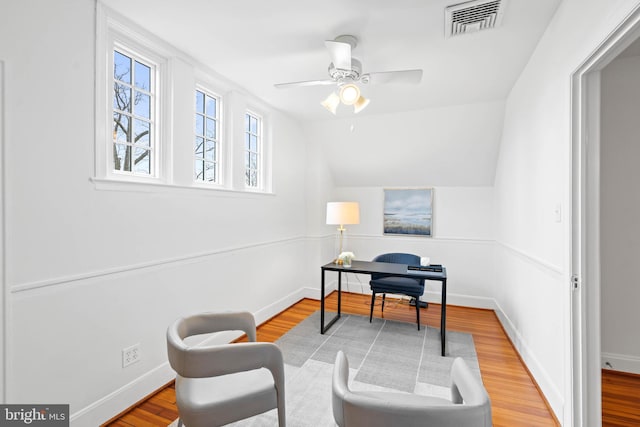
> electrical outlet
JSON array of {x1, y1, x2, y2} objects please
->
[{"x1": 122, "y1": 343, "x2": 141, "y2": 368}]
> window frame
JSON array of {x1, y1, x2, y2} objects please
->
[
  {"x1": 94, "y1": 4, "x2": 273, "y2": 196},
  {"x1": 95, "y1": 5, "x2": 171, "y2": 184},
  {"x1": 111, "y1": 46, "x2": 157, "y2": 177},
  {"x1": 244, "y1": 110, "x2": 263, "y2": 190},
  {"x1": 193, "y1": 86, "x2": 223, "y2": 186}
]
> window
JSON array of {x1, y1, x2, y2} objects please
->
[
  {"x1": 112, "y1": 49, "x2": 155, "y2": 176},
  {"x1": 96, "y1": 5, "x2": 273, "y2": 194},
  {"x1": 245, "y1": 112, "x2": 261, "y2": 188},
  {"x1": 194, "y1": 89, "x2": 220, "y2": 183}
]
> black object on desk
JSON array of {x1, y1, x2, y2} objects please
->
[
  {"x1": 407, "y1": 264, "x2": 443, "y2": 272},
  {"x1": 320, "y1": 260, "x2": 448, "y2": 357}
]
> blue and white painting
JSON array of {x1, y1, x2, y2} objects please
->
[{"x1": 383, "y1": 188, "x2": 433, "y2": 236}]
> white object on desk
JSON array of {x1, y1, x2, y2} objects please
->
[{"x1": 420, "y1": 257, "x2": 430, "y2": 266}]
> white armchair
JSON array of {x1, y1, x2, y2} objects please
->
[
  {"x1": 167, "y1": 311, "x2": 286, "y2": 427},
  {"x1": 332, "y1": 351, "x2": 491, "y2": 427}
]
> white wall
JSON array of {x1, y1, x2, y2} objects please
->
[
  {"x1": 305, "y1": 101, "x2": 506, "y2": 188},
  {"x1": 6, "y1": 1, "x2": 640, "y2": 425},
  {"x1": 0, "y1": 1, "x2": 310, "y2": 425},
  {"x1": 304, "y1": 101, "x2": 503, "y2": 308},
  {"x1": 493, "y1": 0, "x2": 640, "y2": 424},
  {"x1": 600, "y1": 54, "x2": 640, "y2": 374},
  {"x1": 324, "y1": 186, "x2": 496, "y2": 308}
]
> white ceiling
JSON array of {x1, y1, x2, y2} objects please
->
[{"x1": 101, "y1": 0, "x2": 562, "y2": 122}]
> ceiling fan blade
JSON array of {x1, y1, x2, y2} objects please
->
[
  {"x1": 325, "y1": 40, "x2": 352, "y2": 70},
  {"x1": 365, "y1": 69, "x2": 423, "y2": 85},
  {"x1": 274, "y1": 79, "x2": 336, "y2": 89}
]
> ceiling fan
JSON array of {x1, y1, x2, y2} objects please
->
[{"x1": 274, "y1": 35, "x2": 423, "y2": 114}]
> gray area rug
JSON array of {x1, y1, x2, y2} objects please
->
[{"x1": 171, "y1": 311, "x2": 481, "y2": 427}]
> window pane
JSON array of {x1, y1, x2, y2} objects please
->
[
  {"x1": 134, "y1": 119, "x2": 150, "y2": 146},
  {"x1": 195, "y1": 137, "x2": 204, "y2": 157},
  {"x1": 195, "y1": 160, "x2": 204, "y2": 180},
  {"x1": 134, "y1": 92, "x2": 151, "y2": 119},
  {"x1": 114, "y1": 83, "x2": 131, "y2": 112},
  {"x1": 195, "y1": 114, "x2": 204, "y2": 135},
  {"x1": 134, "y1": 61, "x2": 151, "y2": 90},
  {"x1": 250, "y1": 116, "x2": 258, "y2": 134},
  {"x1": 133, "y1": 147, "x2": 151, "y2": 174},
  {"x1": 245, "y1": 114, "x2": 250, "y2": 132},
  {"x1": 205, "y1": 140, "x2": 215, "y2": 161},
  {"x1": 113, "y1": 113, "x2": 130, "y2": 142},
  {"x1": 245, "y1": 152, "x2": 250, "y2": 169},
  {"x1": 114, "y1": 51, "x2": 131, "y2": 84},
  {"x1": 205, "y1": 118, "x2": 216, "y2": 139},
  {"x1": 250, "y1": 170, "x2": 258, "y2": 187},
  {"x1": 245, "y1": 168, "x2": 250, "y2": 186},
  {"x1": 114, "y1": 143, "x2": 131, "y2": 171},
  {"x1": 250, "y1": 135, "x2": 257, "y2": 152},
  {"x1": 204, "y1": 162, "x2": 215, "y2": 182},
  {"x1": 206, "y1": 96, "x2": 216, "y2": 116},
  {"x1": 250, "y1": 153, "x2": 258, "y2": 169},
  {"x1": 111, "y1": 48, "x2": 154, "y2": 177},
  {"x1": 195, "y1": 91, "x2": 204, "y2": 114}
]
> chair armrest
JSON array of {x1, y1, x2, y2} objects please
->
[
  {"x1": 172, "y1": 311, "x2": 257, "y2": 342},
  {"x1": 171, "y1": 341, "x2": 284, "y2": 381}
]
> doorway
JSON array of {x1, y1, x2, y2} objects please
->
[{"x1": 571, "y1": 7, "x2": 640, "y2": 426}]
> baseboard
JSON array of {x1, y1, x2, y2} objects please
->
[
  {"x1": 423, "y1": 291, "x2": 497, "y2": 310},
  {"x1": 493, "y1": 301, "x2": 563, "y2": 423},
  {"x1": 602, "y1": 352, "x2": 640, "y2": 375},
  {"x1": 253, "y1": 287, "x2": 309, "y2": 325},
  {"x1": 73, "y1": 286, "x2": 308, "y2": 426},
  {"x1": 305, "y1": 281, "x2": 497, "y2": 311},
  {"x1": 72, "y1": 363, "x2": 175, "y2": 426}
]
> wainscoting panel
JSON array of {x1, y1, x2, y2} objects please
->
[{"x1": 6, "y1": 237, "x2": 309, "y2": 426}]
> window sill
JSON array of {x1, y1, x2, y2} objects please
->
[{"x1": 90, "y1": 177, "x2": 275, "y2": 197}]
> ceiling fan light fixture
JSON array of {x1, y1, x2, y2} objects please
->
[
  {"x1": 321, "y1": 92, "x2": 340, "y2": 114},
  {"x1": 339, "y1": 83, "x2": 360, "y2": 105},
  {"x1": 353, "y1": 96, "x2": 370, "y2": 113}
]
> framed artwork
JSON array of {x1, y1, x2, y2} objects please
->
[{"x1": 383, "y1": 188, "x2": 433, "y2": 237}]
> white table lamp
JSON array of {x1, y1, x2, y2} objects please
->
[{"x1": 326, "y1": 202, "x2": 360, "y2": 259}]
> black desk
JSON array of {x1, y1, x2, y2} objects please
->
[{"x1": 320, "y1": 260, "x2": 448, "y2": 356}]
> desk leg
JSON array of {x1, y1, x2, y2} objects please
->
[
  {"x1": 441, "y1": 278, "x2": 447, "y2": 357},
  {"x1": 337, "y1": 270, "x2": 342, "y2": 315},
  {"x1": 321, "y1": 269, "x2": 325, "y2": 334},
  {"x1": 321, "y1": 269, "x2": 342, "y2": 334}
]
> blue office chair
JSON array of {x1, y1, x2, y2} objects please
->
[{"x1": 369, "y1": 253, "x2": 426, "y2": 330}]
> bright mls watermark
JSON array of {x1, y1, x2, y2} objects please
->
[{"x1": 1, "y1": 405, "x2": 69, "y2": 426}]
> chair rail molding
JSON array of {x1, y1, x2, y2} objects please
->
[
  {"x1": 10, "y1": 235, "x2": 307, "y2": 294},
  {"x1": 496, "y1": 240, "x2": 564, "y2": 276}
]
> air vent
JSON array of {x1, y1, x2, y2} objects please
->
[{"x1": 445, "y1": 0, "x2": 506, "y2": 37}]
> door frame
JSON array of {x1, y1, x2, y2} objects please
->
[{"x1": 571, "y1": 6, "x2": 640, "y2": 425}]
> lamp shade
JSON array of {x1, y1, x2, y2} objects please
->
[
  {"x1": 326, "y1": 202, "x2": 360, "y2": 225},
  {"x1": 353, "y1": 95, "x2": 370, "y2": 113},
  {"x1": 321, "y1": 92, "x2": 340, "y2": 115}
]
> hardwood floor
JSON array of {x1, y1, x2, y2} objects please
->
[
  {"x1": 602, "y1": 369, "x2": 640, "y2": 426},
  {"x1": 106, "y1": 293, "x2": 564, "y2": 426}
]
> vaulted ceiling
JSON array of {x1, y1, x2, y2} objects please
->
[
  {"x1": 101, "y1": 0, "x2": 561, "y2": 121},
  {"x1": 101, "y1": 0, "x2": 563, "y2": 187}
]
